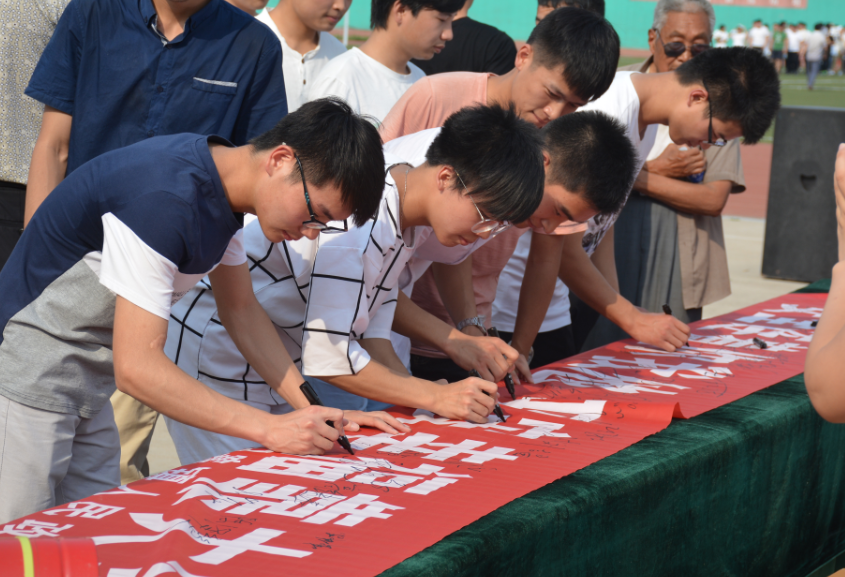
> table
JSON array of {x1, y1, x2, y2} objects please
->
[{"x1": 382, "y1": 280, "x2": 845, "y2": 577}]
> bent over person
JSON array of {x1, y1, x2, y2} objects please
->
[
  {"x1": 0, "y1": 99, "x2": 387, "y2": 523},
  {"x1": 165, "y1": 105, "x2": 547, "y2": 464}
]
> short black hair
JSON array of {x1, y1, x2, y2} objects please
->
[
  {"x1": 371, "y1": 0, "x2": 464, "y2": 30},
  {"x1": 675, "y1": 47, "x2": 780, "y2": 144},
  {"x1": 527, "y1": 7, "x2": 619, "y2": 102},
  {"x1": 537, "y1": 0, "x2": 605, "y2": 17},
  {"x1": 543, "y1": 111, "x2": 636, "y2": 215},
  {"x1": 250, "y1": 98, "x2": 384, "y2": 226},
  {"x1": 425, "y1": 105, "x2": 544, "y2": 225}
]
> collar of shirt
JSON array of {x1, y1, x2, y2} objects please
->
[{"x1": 139, "y1": 0, "x2": 219, "y2": 45}]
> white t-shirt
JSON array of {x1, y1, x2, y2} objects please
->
[
  {"x1": 256, "y1": 9, "x2": 346, "y2": 112},
  {"x1": 494, "y1": 71, "x2": 657, "y2": 333},
  {"x1": 748, "y1": 26, "x2": 770, "y2": 48},
  {"x1": 713, "y1": 29, "x2": 729, "y2": 48},
  {"x1": 806, "y1": 30, "x2": 827, "y2": 61},
  {"x1": 307, "y1": 47, "x2": 426, "y2": 124},
  {"x1": 786, "y1": 28, "x2": 801, "y2": 52},
  {"x1": 730, "y1": 29, "x2": 747, "y2": 47}
]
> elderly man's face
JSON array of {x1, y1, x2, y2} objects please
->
[{"x1": 647, "y1": 11, "x2": 711, "y2": 73}]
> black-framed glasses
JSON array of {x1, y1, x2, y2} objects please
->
[
  {"x1": 295, "y1": 154, "x2": 348, "y2": 234},
  {"x1": 455, "y1": 171, "x2": 510, "y2": 237},
  {"x1": 653, "y1": 29, "x2": 710, "y2": 58},
  {"x1": 701, "y1": 80, "x2": 727, "y2": 147}
]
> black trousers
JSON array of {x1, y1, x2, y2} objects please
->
[
  {"x1": 0, "y1": 182, "x2": 25, "y2": 272},
  {"x1": 410, "y1": 354, "x2": 470, "y2": 383},
  {"x1": 786, "y1": 52, "x2": 800, "y2": 73}
]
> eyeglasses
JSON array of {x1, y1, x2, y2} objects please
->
[
  {"x1": 455, "y1": 171, "x2": 510, "y2": 237},
  {"x1": 295, "y1": 154, "x2": 348, "y2": 234},
  {"x1": 701, "y1": 80, "x2": 727, "y2": 147},
  {"x1": 654, "y1": 29, "x2": 710, "y2": 59}
]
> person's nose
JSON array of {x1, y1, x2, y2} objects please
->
[
  {"x1": 442, "y1": 23, "x2": 454, "y2": 42},
  {"x1": 302, "y1": 228, "x2": 320, "y2": 241}
]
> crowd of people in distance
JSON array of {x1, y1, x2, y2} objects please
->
[
  {"x1": 715, "y1": 19, "x2": 844, "y2": 87},
  {"x1": 15, "y1": 0, "x2": 845, "y2": 532}
]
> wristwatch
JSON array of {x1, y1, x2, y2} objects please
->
[{"x1": 456, "y1": 316, "x2": 487, "y2": 335}]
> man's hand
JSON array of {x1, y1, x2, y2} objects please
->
[
  {"x1": 836, "y1": 144, "x2": 845, "y2": 261},
  {"x1": 262, "y1": 406, "x2": 346, "y2": 455},
  {"x1": 512, "y1": 354, "x2": 534, "y2": 385},
  {"x1": 430, "y1": 377, "x2": 499, "y2": 423},
  {"x1": 645, "y1": 144, "x2": 706, "y2": 179},
  {"x1": 343, "y1": 410, "x2": 411, "y2": 435},
  {"x1": 443, "y1": 331, "x2": 517, "y2": 381},
  {"x1": 626, "y1": 310, "x2": 691, "y2": 352}
]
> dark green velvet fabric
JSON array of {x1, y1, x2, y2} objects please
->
[{"x1": 382, "y1": 281, "x2": 844, "y2": 577}]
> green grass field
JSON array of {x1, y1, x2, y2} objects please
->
[{"x1": 618, "y1": 55, "x2": 845, "y2": 143}]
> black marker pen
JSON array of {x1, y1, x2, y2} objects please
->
[
  {"x1": 300, "y1": 382, "x2": 354, "y2": 455},
  {"x1": 469, "y1": 369, "x2": 506, "y2": 422},
  {"x1": 487, "y1": 327, "x2": 517, "y2": 400}
]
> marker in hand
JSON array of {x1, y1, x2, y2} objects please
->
[
  {"x1": 662, "y1": 304, "x2": 673, "y2": 315},
  {"x1": 299, "y1": 381, "x2": 354, "y2": 455},
  {"x1": 469, "y1": 369, "x2": 506, "y2": 422},
  {"x1": 486, "y1": 327, "x2": 517, "y2": 400}
]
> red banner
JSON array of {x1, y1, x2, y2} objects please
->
[{"x1": 3, "y1": 293, "x2": 824, "y2": 577}]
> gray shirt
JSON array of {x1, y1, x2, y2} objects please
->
[{"x1": 0, "y1": 0, "x2": 69, "y2": 185}]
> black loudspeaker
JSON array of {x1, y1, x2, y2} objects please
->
[{"x1": 762, "y1": 106, "x2": 845, "y2": 282}]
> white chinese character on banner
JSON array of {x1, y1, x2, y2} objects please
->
[
  {"x1": 93, "y1": 513, "x2": 311, "y2": 564},
  {"x1": 0, "y1": 520, "x2": 73, "y2": 537},
  {"x1": 514, "y1": 418, "x2": 571, "y2": 439},
  {"x1": 148, "y1": 468, "x2": 210, "y2": 484},
  {"x1": 624, "y1": 344, "x2": 768, "y2": 365},
  {"x1": 202, "y1": 454, "x2": 247, "y2": 465},
  {"x1": 43, "y1": 501, "x2": 123, "y2": 519},
  {"x1": 350, "y1": 432, "x2": 518, "y2": 464},
  {"x1": 569, "y1": 355, "x2": 731, "y2": 380},
  {"x1": 302, "y1": 493, "x2": 404, "y2": 526},
  {"x1": 532, "y1": 368, "x2": 687, "y2": 395}
]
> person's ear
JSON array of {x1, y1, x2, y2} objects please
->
[
  {"x1": 266, "y1": 144, "x2": 295, "y2": 178},
  {"x1": 514, "y1": 43, "x2": 534, "y2": 72},
  {"x1": 393, "y1": 0, "x2": 406, "y2": 26},
  {"x1": 647, "y1": 28, "x2": 658, "y2": 55},
  {"x1": 542, "y1": 150, "x2": 552, "y2": 173},
  {"x1": 688, "y1": 87, "x2": 709, "y2": 108},
  {"x1": 436, "y1": 165, "x2": 455, "y2": 193}
]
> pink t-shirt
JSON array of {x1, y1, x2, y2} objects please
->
[{"x1": 379, "y1": 72, "x2": 491, "y2": 143}]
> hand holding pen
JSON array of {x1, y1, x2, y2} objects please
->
[
  {"x1": 300, "y1": 381, "x2": 355, "y2": 455},
  {"x1": 486, "y1": 327, "x2": 517, "y2": 400},
  {"x1": 469, "y1": 369, "x2": 506, "y2": 422}
]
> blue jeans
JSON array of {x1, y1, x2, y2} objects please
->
[
  {"x1": 306, "y1": 376, "x2": 393, "y2": 412},
  {"x1": 807, "y1": 60, "x2": 822, "y2": 88}
]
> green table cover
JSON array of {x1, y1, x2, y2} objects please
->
[{"x1": 382, "y1": 280, "x2": 845, "y2": 577}]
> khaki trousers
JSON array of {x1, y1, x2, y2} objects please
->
[{"x1": 110, "y1": 389, "x2": 158, "y2": 484}]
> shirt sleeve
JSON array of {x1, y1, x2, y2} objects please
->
[
  {"x1": 306, "y1": 73, "x2": 359, "y2": 114},
  {"x1": 485, "y1": 32, "x2": 517, "y2": 76},
  {"x1": 220, "y1": 229, "x2": 247, "y2": 266},
  {"x1": 300, "y1": 242, "x2": 372, "y2": 376},
  {"x1": 379, "y1": 78, "x2": 435, "y2": 142},
  {"x1": 231, "y1": 31, "x2": 288, "y2": 144},
  {"x1": 25, "y1": 0, "x2": 84, "y2": 114},
  {"x1": 703, "y1": 139, "x2": 746, "y2": 193},
  {"x1": 362, "y1": 286, "x2": 398, "y2": 340},
  {"x1": 98, "y1": 212, "x2": 179, "y2": 320}
]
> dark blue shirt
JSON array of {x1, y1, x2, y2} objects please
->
[{"x1": 26, "y1": 0, "x2": 287, "y2": 175}]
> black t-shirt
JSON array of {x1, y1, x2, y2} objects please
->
[{"x1": 412, "y1": 17, "x2": 517, "y2": 76}]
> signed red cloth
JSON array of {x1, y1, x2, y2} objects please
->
[{"x1": 4, "y1": 293, "x2": 823, "y2": 576}]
